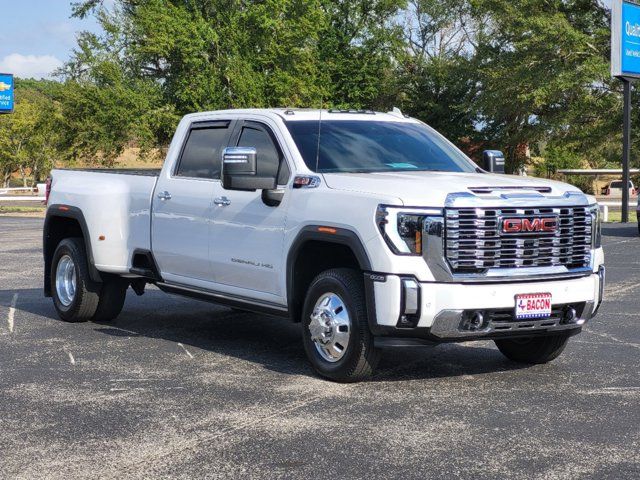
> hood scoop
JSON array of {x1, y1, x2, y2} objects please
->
[{"x1": 468, "y1": 185, "x2": 552, "y2": 195}]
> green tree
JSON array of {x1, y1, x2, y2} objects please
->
[
  {"x1": 317, "y1": 0, "x2": 407, "y2": 109},
  {"x1": 63, "y1": 0, "x2": 622, "y2": 179},
  {"x1": 69, "y1": 0, "x2": 330, "y2": 112},
  {"x1": 399, "y1": 0, "x2": 481, "y2": 142},
  {"x1": 0, "y1": 80, "x2": 65, "y2": 187},
  {"x1": 471, "y1": 0, "x2": 615, "y2": 172},
  {"x1": 68, "y1": 0, "x2": 407, "y2": 112},
  {"x1": 0, "y1": 88, "x2": 39, "y2": 187}
]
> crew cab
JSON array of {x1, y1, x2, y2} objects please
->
[{"x1": 43, "y1": 109, "x2": 605, "y2": 382}]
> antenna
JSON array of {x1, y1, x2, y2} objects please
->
[{"x1": 315, "y1": 99, "x2": 323, "y2": 173}]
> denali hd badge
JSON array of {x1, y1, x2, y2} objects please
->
[{"x1": 501, "y1": 216, "x2": 558, "y2": 234}]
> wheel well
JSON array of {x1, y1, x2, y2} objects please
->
[
  {"x1": 44, "y1": 215, "x2": 93, "y2": 296},
  {"x1": 289, "y1": 240, "x2": 361, "y2": 322}
]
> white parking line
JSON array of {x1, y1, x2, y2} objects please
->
[
  {"x1": 604, "y1": 238, "x2": 637, "y2": 247},
  {"x1": 177, "y1": 343, "x2": 194, "y2": 359},
  {"x1": 604, "y1": 281, "x2": 639, "y2": 298},
  {"x1": 586, "y1": 329, "x2": 640, "y2": 350},
  {"x1": 7, "y1": 293, "x2": 17, "y2": 333},
  {"x1": 65, "y1": 350, "x2": 76, "y2": 365}
]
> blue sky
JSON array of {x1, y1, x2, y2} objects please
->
[{"x1": 0, "y1": 0, "x2": 104, "y2": 79}]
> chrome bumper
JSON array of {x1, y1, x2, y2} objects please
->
[{"x1": 430, "y1": 301, "x2": 595, "y2": 339}]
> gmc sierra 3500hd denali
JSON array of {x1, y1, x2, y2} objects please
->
[{"x1": 43, "y1": 109, "x2": 605, "y2": 382}]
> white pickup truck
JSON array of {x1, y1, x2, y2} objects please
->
[{"x1": 44, "y1": 109, "x2": 605, "y2": 382}]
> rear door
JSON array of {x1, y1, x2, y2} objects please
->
[
  {"x1": 208, "y1": 120, "x2": 291, "y2": 301},
  {"x1": 152, "y1": 119, "x2": 234, "y2": 285}
]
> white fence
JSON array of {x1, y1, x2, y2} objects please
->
[{"x1": 0, "y1": 185, "x2": 46, "y2": 202}]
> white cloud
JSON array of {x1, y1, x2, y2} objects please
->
[{"x1": 0, "y1": 53, "x2": 63, "y2": 80}]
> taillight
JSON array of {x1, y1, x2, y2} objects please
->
[{"x1": 45, "y1": 177, "x2": 52, "y2": 205}]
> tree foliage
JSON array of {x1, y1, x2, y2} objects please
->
[
  {"x1": 0, "y1": 80, "x2": 64, "y2": 187},
  {"x1": 0, "y1": 0, "x2": 630, "y2": 183},
  {"x1": 471, "y1": 0, "x2": 615, "y2": 171}
]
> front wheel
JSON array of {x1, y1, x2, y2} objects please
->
[
  {"x1": 494, "y1": 334, "x2": 571, "y2": 364},
  {"x1": 301, "y1": 268, "x2": 380, "y2": 382}
]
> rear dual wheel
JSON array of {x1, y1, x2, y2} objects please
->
[{"x1": 51, "y1": 238, "x2": 128, "y2": 323}]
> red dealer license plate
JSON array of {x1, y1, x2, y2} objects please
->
[{"x1": 515, "y1": 293, "x2": 552, "y2": 320}]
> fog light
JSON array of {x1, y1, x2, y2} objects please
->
[
  {"x1": 565, "y1": 307, "x2": 577, "y2": 324},
  {"x1": 460, "y1": 311, "x2": 486, "y2": 331},
  {"x1": 470, "y1": 311, "x2": 485, "y2": 330}
]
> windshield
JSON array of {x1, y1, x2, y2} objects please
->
[{"x1": 285, "y1": 120, "x2": 477, "y2": 173}]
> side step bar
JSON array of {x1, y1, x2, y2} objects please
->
[{"x1": 156, "y1": 282, "x2": 290, "y2": 319}]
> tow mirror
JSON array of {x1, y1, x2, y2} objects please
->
[
  {"x1": 222, "y1": 147, "x2": 277, "y2": 191},
  {"x1": 483, "y1": 150, "x2": 506, "y2": 174}
]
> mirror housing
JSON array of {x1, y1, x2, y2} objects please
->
[
  {"x1": 222, "y1": 147, "x2": 277, "y2": 191},
  {"x1": 483, "y1": 150, "x2": 506, "y2": 174}
]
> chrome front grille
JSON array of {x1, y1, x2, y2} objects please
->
[{"x1": 445, "y1": 207, "x2": 592, "y2": 273}]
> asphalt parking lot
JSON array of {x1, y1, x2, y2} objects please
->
[{"x1": 1, "y1": 217, "x2": 639, "y2": 479}]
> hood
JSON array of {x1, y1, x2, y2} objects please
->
[{"x1": 322, "y1": 171, "x2": 583, "y2": 206}]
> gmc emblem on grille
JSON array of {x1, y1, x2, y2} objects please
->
[{"x1": 502, "y1": 216, "x2": 558, "y2": 234}]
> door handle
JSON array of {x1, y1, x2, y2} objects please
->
[
  {"x1": 214, "y1": 196, "x2": 231, "y2": 206},
  {"x1": 157, "y1": 191, "x2": 172, "y2": 201}
]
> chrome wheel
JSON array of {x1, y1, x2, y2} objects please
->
[
  {"x1": 309, "y1": 292, "x2": 351, "y2": 363},
  {"x1": 55, "y1": 254, "x2": 77, "y2": 307}
]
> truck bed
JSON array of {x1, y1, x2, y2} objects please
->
[{"x1": 47, "y1": 168, "x2": 159, "y2": 274}]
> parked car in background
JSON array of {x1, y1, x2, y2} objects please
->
[{"x1": 601, "y1": 180, "x2": 636, "y2": 197}]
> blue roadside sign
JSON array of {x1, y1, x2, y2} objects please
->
[
  {"x1": 621, "y1": 2, "x2": 640, "y2": 76},
  {"x1": 0, "y1": 73, "x2": 14, "y2": 113},
  {"x1": 611, "y1": 1, "x2": 640, "y2": 222},
  {"x1": 611, "y1": 1, "x2": 640, "y2": 78}
]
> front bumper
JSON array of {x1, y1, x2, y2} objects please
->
[{"x1": 365, "y1": 267, "x2": 605, "y2": 343}]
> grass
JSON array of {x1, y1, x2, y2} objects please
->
[
  {"x1": 603, "y1": 210, "x2": 637, "y2": 223},
  {"x1": 0, "y1": 205, "x2": 46, "y2": 215}
]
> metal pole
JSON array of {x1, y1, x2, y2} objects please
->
[{"x1": 622, "y1": 79, "x2": 632, "y2": 223}]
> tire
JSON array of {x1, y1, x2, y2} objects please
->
[
  {"x1": 494, "y1": 334, "x2": 571, "y2": 364},
  {"x1": 92, "y1": 277, "x2": 128, "y2": 322},
  {"x1": 301, "y1": 268, "x2": 380, "y2": 382},
  {"x1": 51, "y1": 238, "x2": 101, "y2": 322}
]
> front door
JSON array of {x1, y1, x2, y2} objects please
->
[
  {"x1": 152, "y1": 119, "x2": 234, "y2": 286},
  {"x1": 209, "y1": 120, "x2": 291, "y2": 301}
]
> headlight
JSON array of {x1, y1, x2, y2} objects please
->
[
  {"x1": 376, "y1": 205, "x2": 442, "y2": 255},
  {"x1": 589, "y1": 204, "x2": 602, "y2": 248}
]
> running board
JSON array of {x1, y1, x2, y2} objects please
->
[{"x1": 156, "y1": 282, "x2": 290, "y2": 318}]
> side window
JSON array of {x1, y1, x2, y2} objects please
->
[
  {"x1": 175, "y1": 121, "x2": 230, "y2": 179},
  {"x1": 236, "y1": 125, "x2": 290, "y2": 185}
]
